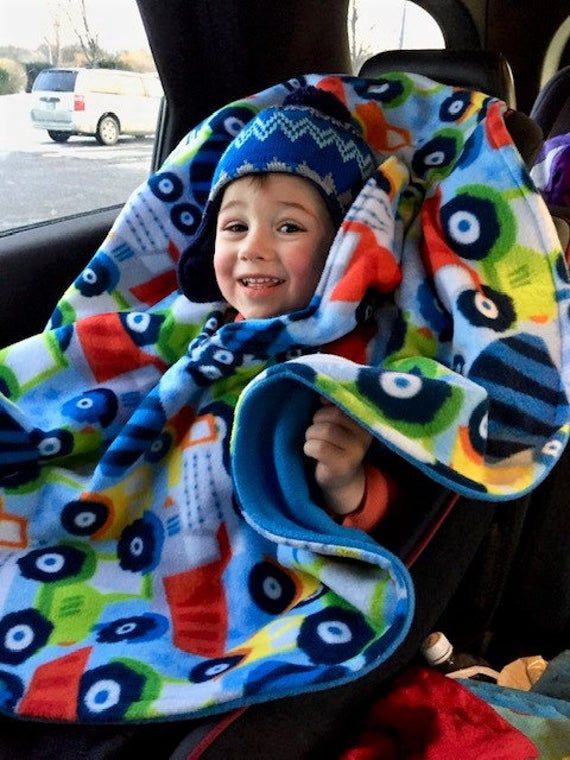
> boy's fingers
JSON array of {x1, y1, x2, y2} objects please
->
[
  {"x1": 305, "y1": 423, "x2": 368, "y2": 460},
  {"x1": 304, "y1": 438, "x2": 337, "y2": 460},
  {"x1": 304, "y1": 429, "x2": 365, "y2": 474},
  {"x1": 311, "y1": 406, "x2": 373, "y2": 447},
  {"x1": 303, "y1": 439, "x2": 352, "y2": 481},
  {"x1": 306, "y1": 421, "x2": 347, "y2": 448}
]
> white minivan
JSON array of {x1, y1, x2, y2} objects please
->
[{"x1": 30, "y1": 67, "x2": 163, "y2": 145}]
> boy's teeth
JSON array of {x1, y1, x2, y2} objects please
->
[{"x1": 242, "y1": 277, "x2": 281, "y2": 285}]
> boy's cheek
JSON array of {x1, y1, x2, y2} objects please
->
[{"x1": 213, "y1": 255, "x2": 231, "y2": 284}]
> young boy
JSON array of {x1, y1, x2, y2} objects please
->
[{"x1": 179, "y1": 88, "x2": 393, "y2": 531}]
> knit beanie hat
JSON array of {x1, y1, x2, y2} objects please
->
[{"x1": 177, "y1": 87, "x2": 376, "y2": 302}]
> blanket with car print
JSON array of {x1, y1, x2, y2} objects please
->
[{"x1": 0, "y1": 73, "x2": 568, "y2": 723}]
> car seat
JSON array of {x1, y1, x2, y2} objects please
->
[
  {"x1": 356, "y1": 44, "x2": 569, "y2": 659},
  {"x1": 359, "y1": 48, "x2": 544, "y2": 168},
  {"x1": 359, "y1": 48, "x2": 518, "y2": 106},
  {"x1": 530, "y1": 65, "x2": 570, "y2": 140},
  {"x1": 482, "y1": 67, "x2": 570, "y2": 665},
  {"x1": 0, "y1": 52, "x2": 554, "y2": 760},
  {"x1": 157, "y1": 49, "x2": 549, "y2": 760}
]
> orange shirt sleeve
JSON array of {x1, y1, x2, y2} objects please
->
[{"x1": 340, "y1": 463, "x2": 392, "y2": 532}]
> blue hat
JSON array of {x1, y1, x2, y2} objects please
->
[{"x1": 178, "y1": 88, "x2": 376, "y2": 302}]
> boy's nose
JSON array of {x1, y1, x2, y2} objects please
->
[{"x1": 239, "y1": 229, "x2": 272, "y2": 260}]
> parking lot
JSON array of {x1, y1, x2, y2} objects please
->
[{"x1": 0, "y1": 93, "x2": 154, "y2": 232}]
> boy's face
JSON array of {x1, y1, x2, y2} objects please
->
[{"x1": 213, "y1": 174, "x2": 336, "y2": 319}]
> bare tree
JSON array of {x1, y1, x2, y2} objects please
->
[
  {"x1": 348, "y1": 0, "x2": 375, "y2": 74},
  {"x1": 42, "y1": 0, "x2": 63, "y2": 65},
  {"x1": 398, "y1": 1, "x2": 407, "y2": 49},
  {"x1": 63, "y1": 0, "x2": 105, "y2": 66}
]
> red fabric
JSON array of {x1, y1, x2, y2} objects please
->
[
  {"x1": 341, "y1": 463, "x2": 394, "y2": 532},
  {"x1": 338, "y1": 667, "x2": 539, "y2": 760}
]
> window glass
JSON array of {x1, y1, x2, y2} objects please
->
[
  {"x1": 348, "y1": 0, "x2": 445, "y2": 73},
  {"x1": 143, "y1": 74, "x2": 163, "y2": 98},
  {"x1": 32, "y1": 69, "x2": 77, "y2": 92},
  {"x1": 0, "y1": 0, "x2": 160, "y2": 234},
  {"x1": 540, "y1": 14, "x2": 570, "y2": 87}
]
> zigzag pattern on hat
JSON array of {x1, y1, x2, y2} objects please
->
[
  {"x1": 216, "y1": 158, "x2": 341, "y2": 200},
  {"x1": 232, "y1": 109, "x2": 375, "y2": 176}
]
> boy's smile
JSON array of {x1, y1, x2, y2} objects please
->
[{"x1": 213, "y1": 174, "x2": 336, "y2": 319}]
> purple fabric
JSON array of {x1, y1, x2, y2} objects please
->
[{"x1": 531, "y1": 132, "x2": 570, "y2": 206}]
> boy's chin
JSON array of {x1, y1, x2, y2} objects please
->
[
  {"x1": 237, "y1": 299, "x2": 283, "y2": 320},
  {"x1": 240, "y1": 303, "x2": 296, "y2": 320},
  {"x1": 240, "y1": 308, "x2": 278, "y2": 320},
  {"x1": 234, "y1": 294, "x2": 311, "y2": 320}
]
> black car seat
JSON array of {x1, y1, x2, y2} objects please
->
[
  {"x1": 0, "y1": 51, "x2": 553, "y2": 760},
  {"x1": 530, "y1": 65, "x2": 570, "y2": 139},
  {"x1": 356, "y1": 45, "x2": 568, "y2": 658},
  {"x1": 156, "y1": 49, "x2": 548, "y2": 760},
  {"x1": 483, "y1": 67, "x2": 570, "y2": 665},
  {"x1": 358, "y1": 49, "x2": 570, "y2": 665},
  {"x1": 359, "y1": 48, "x2": 518, "y2": 105}
]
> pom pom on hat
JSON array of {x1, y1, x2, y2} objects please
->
[
  {"x1": 178, "y1": 86, "x2": 376, "y2": 302},
  {"x1": 282, "y1": 85, "x2": 355, "y2": 124}
]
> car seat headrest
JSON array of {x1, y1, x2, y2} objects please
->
[
  {"x1": 357, "y1": 48, "x2": 546, "y2": 166},
  {"x1": 358, "y1": 48, "x2": 517, "y2": 108}
]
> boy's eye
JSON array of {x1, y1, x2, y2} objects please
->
[
  {"x1": 223, "y1": 222, "x2": 247, "y2": 233},
  {"x1": 278, "y1": 222, "x2": 303, "y2": 233}
]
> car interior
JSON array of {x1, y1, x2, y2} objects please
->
[{"x1": 0, "y1": 1, "x2": 568, "y2": 757}]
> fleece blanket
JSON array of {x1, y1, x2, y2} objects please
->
[{"x1": 0, "y1": 73, "x2": 568, "y2": 723}]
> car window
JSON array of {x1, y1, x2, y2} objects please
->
[
  {"x1": 348, "y1": 0, "x2": 445, "y2": 73},
  {"x1": 143, "y1": 74, "x2": 163, "y2": 98},
  {"x1": 0, "y1": 0, "x2": 160, "y2": 234},
  {"x1": 32, "y1": 69, "x2": 78, "y2": 92},
  {"x1": 540, "y1": 14, "x2": 570, "y2": 86}
]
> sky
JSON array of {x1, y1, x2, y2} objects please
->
[
  {"x1": 351, "y1": 0, "x2": 444, "y2": 53},
  {"x1": 0, "y1": 0, "x2": 444, "y2": 57},
  {"x1": 0, "y1": 0, "x2": 150, "y2": 52}
]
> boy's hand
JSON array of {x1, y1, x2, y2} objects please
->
[{"x1": 303, "y1": 401, "x2": 373, "y2": 516}]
